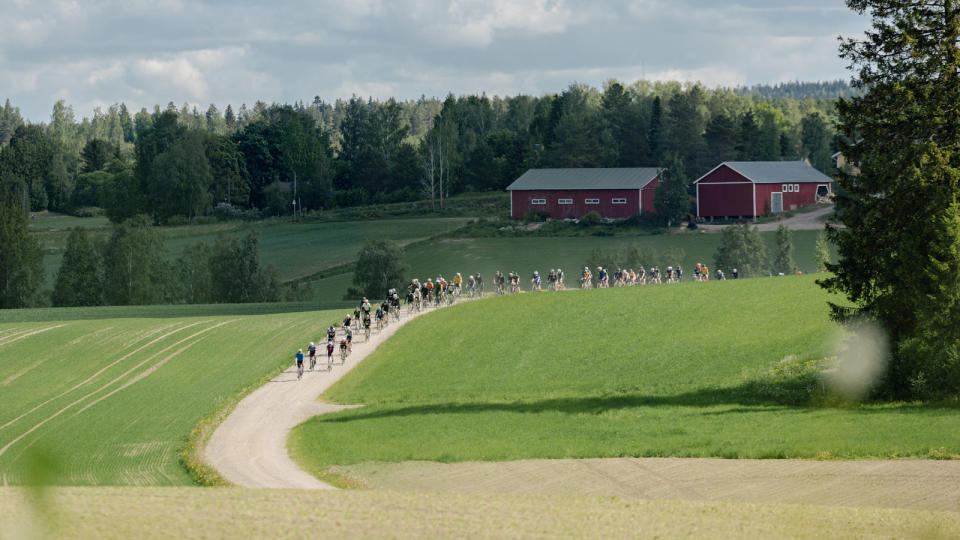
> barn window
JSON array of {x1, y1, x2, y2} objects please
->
[
  {"x1": 585, "y1": 198, "x2": 600, "y2": 204},
  {"x1": 794, "y1": 184, "x2": 800, "y2": 192},
  {"x1": 782, "y1": 184, "x2": 788, "y2": 192},
  {"x1": 558, "y1": 198, "x2": 573, "y2": 205},
  {"x1": 612, "y1": 198, "x2": 627, "y2": 204},
  {"x1": 531, "y1": 199, "x2": 546, "y2": 205}
]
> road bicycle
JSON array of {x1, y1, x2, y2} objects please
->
[{"x1": 340, "y1": 345, "x2": 348, "y2": 364}]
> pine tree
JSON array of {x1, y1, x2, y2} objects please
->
[
  {"x1": 771, "y1": 224, "x2": 796, "y2": 275},
  {"x1": 821, "y1": 0, "x2": 960, "y2": 397},
  {"x1": 654, "y1": 154, "x2": 690, "y2": 227},
  {"x1": 52, "y1": 228, "x2": 103, "y2": 306},
  {"x1": 0, "y1": 190, "x2": 43, "y2": 308}
]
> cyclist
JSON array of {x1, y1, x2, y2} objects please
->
[
  {"x1": 362, "y1": 310, "x2": 372, "y2": 338},
  {"x1": 339, "y1": 337, "x2": 349, "y2": 363},
  {"x1": 344, "y1": 325, "x2": 353, "y2": 352},
  {"x1": 343, "y1": 312, "x2": 352, "y2": 329},
  {"x1": 557, "y1": 268, "x2": 565, "y2": 290},
  {"x1": 375, "y1": 305, "x2": 385, "y2": 329},
  {"x1": 531, "y1": 270, "x2": 542, "y2": 291},
  {"x1": 326, "y1": 325, "x2": 336, "y2": 343},
  {"x1": 308, "y1": 342, "x2": 317, "y2": 370},
  {"x1": 580, "y1": 266, "x2": 592, "y2": 289},
  {"x1": 494, "y1": 271, "x2": 504, "y2": 294},
  {"x1": 676, "y1": 265, "x2": 683, "y2": 282},
  {"x1": 295, "y1": 349, "x2": 304, "y2": 380},
  {"x1": 509, "y1": 271, "x2": 520, "y2": 294},
  {"x1": 391, "y1": 289, "x2": 401, "y2": 309},
  {"x1": 325, "y1": 340, "x2": 335, "y2": 370},
  {"x1": 413, "y1": 287, "x2": 422, "y2": 311},
  {"x1": 453, "y1": 273, "x2": 463, "y2": 295},
  {"x1": 424, "y1": 279, "x2": 434, "y2": 303},
  {"x1": 475, "y1": 273, "x2": 483, "y2": 295},
  {"x1": 353, "y1": 305, "x2": 361, "y2": 329},
  {"x1": 361, "y1": 297, "x2": 372, "y2": 318},
  {"x1": 466, "y1": 274, "x2": 475, "y2": 297},
  {"x1": 548, "y1": 269, "x2": 558, "y2": 290}
]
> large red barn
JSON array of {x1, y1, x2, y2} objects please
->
[
  {"x1": 694, "y1": 161, "x2": 834, "y2": 219},
  {"x1": 507, "y1": 168, "x2": 660, "y2": 220}
]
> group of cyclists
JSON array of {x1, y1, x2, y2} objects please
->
[
  {"x1": 292, "y1": 262, "x2": 739, "y2": 377},
  {"x1": 576, "y1": 262, "x2": 734, "y2": 288},
  {"x1": 294, "y1": 294, "x2": 394, "y2": 379}
]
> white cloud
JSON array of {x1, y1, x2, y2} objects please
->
[
  {"x1": 132, "y1": 57, "x2": 209, "y2": 100},
  {"x1": 0, "y1": 0, "x2": 869, "y2": 121}
]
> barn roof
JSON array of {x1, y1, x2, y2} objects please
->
[
  {"x1": 694, "y1": 161, "x2": 834, "y2": 184},
  {"x1": 506, "y1": 168, "x2": 660, "y2": 191}
]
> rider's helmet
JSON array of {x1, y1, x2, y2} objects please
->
[
  {"x1": 310, "y1": 342, "x2": 314, "y2": 347},
  {"x1": 534, "y1": 270, "x2": 539, "y2": 275},
  {"x1": 584, "y1": 266, "x2": 589, "y2": 271}
]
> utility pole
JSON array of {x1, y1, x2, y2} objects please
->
[{"x1": 293, "y1": 170, "x2": 298, "y2": 219}]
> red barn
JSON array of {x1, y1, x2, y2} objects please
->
[
  {"x1": 694, "y1": 161, "x2": 834, "y2": 219},
  {"x1": 507, "y1": 168, "x2": 660, "y2": 220}
]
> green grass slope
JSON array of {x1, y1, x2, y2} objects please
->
[
  {"x1": 35, "y1": 216, "x2": 469, "y2": 284},
  {"x1": 291, "y1": 275, "x2": 960, "y2": 473},
  {"x1": 0, "y1": 307, "x2": 339, "y2": 486}
]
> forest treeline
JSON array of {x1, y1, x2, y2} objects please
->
[{"x1": 0, "y1": 79, "x2": 843, "y2": 223}]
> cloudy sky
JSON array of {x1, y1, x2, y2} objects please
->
[{"x1": 1, "y1": 0, "x2": 869, "y2": 122}]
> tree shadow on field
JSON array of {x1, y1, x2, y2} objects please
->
[{"x1": 320, "y1": 381, "x2": 960, "y2": 424}]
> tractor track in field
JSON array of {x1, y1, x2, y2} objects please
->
[
  {"x1": 205, "y1": 302, "x2": 444, "y2": 489},
  {"x1": 0, "y1": 320, "x2": 236, "y2": 460},
  {"x1": 0, "y1": 321, "x2": 206, "y2": 433}
]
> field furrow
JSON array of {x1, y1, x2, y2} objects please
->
[
  {"x1": 0, "y1": 321, "x2": 205, "y2": 432},
  {"x1": 0, "y1": 308, "x2": 340, "y2": 485}
]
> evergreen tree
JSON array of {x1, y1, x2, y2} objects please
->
[
  {"x1": 647, "y1": 96, "x2": 663, "y2": 164},
  {"x1": 822, "y1": 0, "x2": 960, "y2": 397},
  {"x1": 714, "y1": 223, "x2": 767, "y2": 278},
  {"x1": 654, "y1": 154, "x2": 690, "y2": 227},
  {"x1": 52, "y1": 227, "x2": 102, "y2": 306},
  {"x1": 0, "y1": 189, "x2": 43, "y2": 308},
  {"x1": 771, "y1": 224, "x2": 796, "y2": 275}
]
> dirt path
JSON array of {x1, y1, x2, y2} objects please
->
[
  {"x1": 695, "y1": 205, "x2": 834, "y2": 232},
  {"x1": 337, "y1": 458, "x2": 960, "y2": 512},
  {"x1": 206, "y1": 304, "x2": 440, "y2": 489}
]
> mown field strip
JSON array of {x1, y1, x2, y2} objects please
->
[
  {"x1": 0, "y1": 321, "x2": 230, "y2": 459},
  {"x1": 2, "y1": 486, "x2": 958, "y2": 539},
  {"x1": 0, "y1": 321, "x2": 205, "y2": 432}
]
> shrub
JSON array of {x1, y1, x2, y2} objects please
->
[{"x1": 579, "y1": 211, "x2": 602, "y2": 226}]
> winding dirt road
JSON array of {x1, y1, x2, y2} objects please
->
[{"x1": 206, "y1": 304, "x2": 438, "y2": 489}]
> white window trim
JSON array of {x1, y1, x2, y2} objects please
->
[
  {"x1": 612, "y1": 198, "x2": 627, "y2": 204},
  {"x1": 585, "y1": 198, "x2": 600, "y2": 204},
  {"x1": 531, "y1": 198, "x2": 546, "y2": 205},
  {"x1": 782, "y1": 184, "x2": 788, "y2": 192},
  {"x1": 794, "y1": 184, "x2": 800, "y2": 192},
  {"x1": 558, "y1": 198, "x2": 573, "y2": 205}
]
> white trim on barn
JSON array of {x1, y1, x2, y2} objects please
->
[{"x1": 752, "y1": 184, "x2": 757, "y2": 218}]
